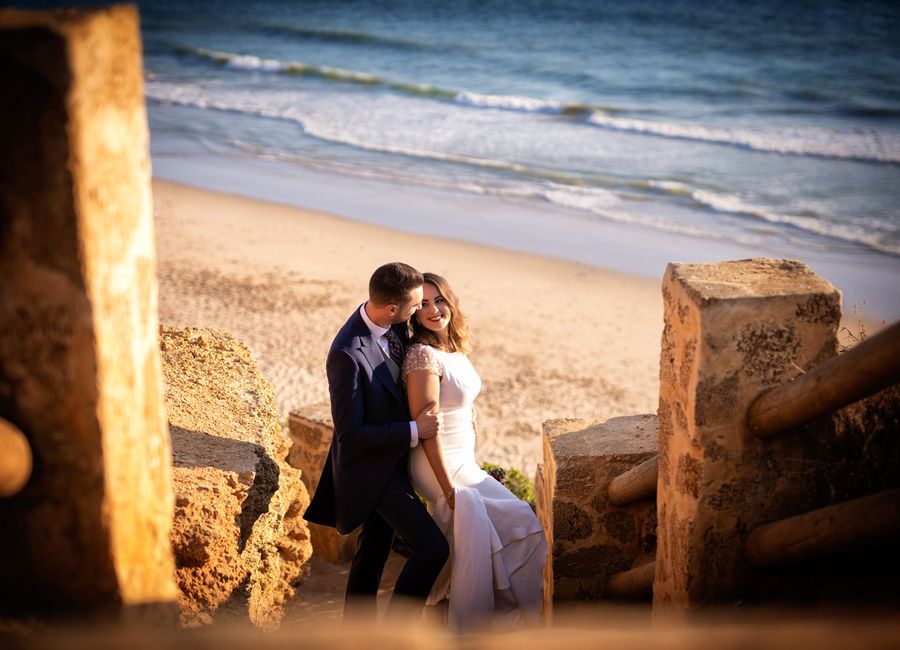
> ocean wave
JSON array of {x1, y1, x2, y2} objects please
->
[
  {"x1": 146, "y1": 81, "x2": 531, "y2": 174},
  {"x1": 148, "y1": 84, "x2": 641, "y2": 216},
  {"x1": 688, "y1": 186, "x2": 900, "y2": 255},
  {"x1": 454, "y1": 91, "x2": 591, "y2": 116},
  {"x1": 144, "y1": 83, "x2": 593, "y2": 185},
  {"x1": 177, "y1": 47, "x2": 597, "y2": 114},
  {"x1": 537, "y1": 184, "x2": 735, "y2": 240},
  {"x1": 179, "y1": 46, "x2": 455, "y2": 96},
  {"x1": 228, "y1": 138, "x2": 537, "y2": 198},
  {"x1": 586, "y1": 113, "x2": 900, "y2": 164},
  {"x1": 230, "y1": 142, "x2": 729, "y2": 241},
  {"x1": 175, "y1": 46, "x2": 900, "y2": 164},
  {"x1": 146, "y1": 82, "x2": 899, "y2": 255},
  {"x1": 235, "y1": 137, "x2": 900, "y2": 251},
  {"x1": 644, "y1": 180, "x2": 899, "y2": 254}
]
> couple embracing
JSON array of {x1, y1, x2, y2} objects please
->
[{"x1": 304, "y1": 262, "x2": 547, "y2": 632}]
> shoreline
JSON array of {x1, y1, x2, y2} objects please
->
[{"x1": 150, "y1": 143, "x2": 900, "y2": 324}]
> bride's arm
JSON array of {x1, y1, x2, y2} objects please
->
[{"x1": 406, "y1": 369, "x2": 456, "y2": 509}]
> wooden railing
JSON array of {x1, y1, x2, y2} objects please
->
[
  {"x1": 603, "y1": 454, "x2": 658, "y2": 598},
  {"x1": 606, "y1": 560, "x2": 656, "y2": 599},
  {"x1": 0, "y1": 417, "x2": 32, "y2": 497},
  {"x1": 607, "y1": 455, "x2": 658, "y2": 506},
  {"x1": 603, "y1": 455, "x2": 658, "y2": 598},
  {"x1": 742, "y1": 322, "x2": 899, "y2": 568},
  {"x1": 602, "y1": 319, "x2": 900, "y2": 600},
  {"x1": 745, "y1": 488, "x2": 900, "y2": 568},
  {"x1": 747, "y1": 320, "x2": 900, "y2": 439}
]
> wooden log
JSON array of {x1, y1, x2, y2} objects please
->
[
  {"x1": 606, "y1": 560, "x2": 655, "y2": 599},
  {"x1": 0, "y1": 417, "x2": 32, "y2": 497},
  {"x1": 744, "y1": 488, "x2": 900, "y2": 568},
  {"x1": 607, "y1": 454, "x2": 658, "y2": 506},
  {"x1": 747, "y1": 320, "x2": 900, "y2": 439}
]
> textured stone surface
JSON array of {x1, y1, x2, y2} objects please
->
[
  {"x1": 538, "y1": 415, "x2": 658, "y2": 615},
  {"x1": 789, "y1": 382, "x2": 900, "y2": 606},
  {"x1": 0, "y1": 6, "x2": 176, "y2": 614},
  {"x1": 655, "y1": 259, "x2": 846, "y2": 619},
  {"x1": 161, "y1": 326, "x2": 313, "y2": 628},
  {"x1": 287, "y1": 407, "x2": 359, "y2": 564}
]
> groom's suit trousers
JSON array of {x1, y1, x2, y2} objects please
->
[{"x1": 345, "y1": 466, "x2": 448, "y2": 621}]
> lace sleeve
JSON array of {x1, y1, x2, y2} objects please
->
[{"x1": 402, "y1": 344, "x2": 443, "y2": 379}]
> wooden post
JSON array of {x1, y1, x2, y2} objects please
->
[
  {"x1": 748, "y1": 320, "x2": 900, "y2": 439},
  {"x1": 0, "y1": 418, "x2": 31, "y2": 497},
  {"x1": 607, "y1": 454, "x2": 658, "y2": 506},
  {"x1": 606, "y1": 560, "x2": 655, "y2": 599},
  {"x1": 745, "y1": 488, "x2": 900, "y2": 568}
]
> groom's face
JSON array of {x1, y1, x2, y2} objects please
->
[{"x1": 391, "y1": 285, "x2": 424, "y2": 324}]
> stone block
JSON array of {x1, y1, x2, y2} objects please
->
[
  {"x1": 655, "y1": 259, "x2": 843, "y2": 619},
  {"x1": 287, "y1": 408, "x2": 359, "y2": 564},
  {"x1": 0, "y1": 6, "x2": 176, "y2": 614},
  {"x1": 538, "y1": 415, "x2": 658, "y2": 615},
  {"x1": 161, "y1": 326, "x2": 313, "y2": 628},
  {"x1": 533, "y1": 463, "x2": 550, "y2": 617}
]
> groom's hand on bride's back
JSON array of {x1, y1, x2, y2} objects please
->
[{"x1": 415, "y1": 401, "x2": 443, "y2": 440}]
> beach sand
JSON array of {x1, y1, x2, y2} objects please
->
[{"x1": 153, "y1": 179, "x2": 663, "y2": 479}]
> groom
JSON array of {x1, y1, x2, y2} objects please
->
[{"x1": 304, "y1": 262, "x2": 449, "y2": 622}]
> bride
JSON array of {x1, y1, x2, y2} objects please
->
[{"x1": 402, "y1": 272, "x2": 547, "y2": 632}]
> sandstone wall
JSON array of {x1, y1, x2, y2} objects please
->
[
  {"x1": 287, "y1": 407, "x2": 359, "y2": 564},
  {"x1": 160, "y1": 326, "x2": 313, "y2": 628},
  {"x1": 0, "y1": 6, "x2": 176, "y2": 615},
  {"x1": 538, "y1": 415, "x2": 658, "y2": 616}
]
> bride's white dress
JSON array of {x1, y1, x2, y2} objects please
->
[{"x1": 403, "y1": 343, "x2": 547, "y2": 632}]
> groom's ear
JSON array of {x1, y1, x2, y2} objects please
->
[{"x1": 386, "y1": 304, "x2": 398, "y2": 318}]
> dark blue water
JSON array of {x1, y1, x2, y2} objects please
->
[{"x1": 13, "y1": 0, "x2": 900, "y2": 313}]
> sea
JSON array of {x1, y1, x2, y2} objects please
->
[{"x1": 17, "y1": 0, "x2": 900, "y2": 318}]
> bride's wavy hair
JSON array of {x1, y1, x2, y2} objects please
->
[{"x1": 409, "y1": 272, "x2": 471, "y2": 354}]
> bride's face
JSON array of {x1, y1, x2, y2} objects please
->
[{"x1": 417, "y1": 282, "x2": 451, "y2": 334}]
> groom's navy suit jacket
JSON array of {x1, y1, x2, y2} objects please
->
[{"x1": 304, "y1": 308, "x2": 412, "y2": 535}]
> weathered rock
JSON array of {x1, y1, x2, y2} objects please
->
[
  {"x1": 0, "y1": 6, "x2": 177, "y2": 615},
  {"x1": 287, "y1": 407, "x2": 359, "y2": 564},
  {"x1": 160, "y1": 326, "x2": 313, "y2": 628},
  {"x1": 538, "y1": 415, "x2": 658, "y2": 616},
  {"x1": 654, "y1": 259, "x2": 845, "y2": 619},
  {"x1": 783, "y1": 381, "x2": 900, "y2": 606},
  {"x1": 831, "y1": 383, "x2": 900, "y2": 502}
]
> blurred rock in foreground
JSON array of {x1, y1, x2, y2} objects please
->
[{"x1": 0, "y1": 5, "x2": 176, "y2": 618}]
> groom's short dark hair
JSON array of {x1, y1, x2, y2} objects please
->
[{"x1": 369, "y1": 262, "x2": 424, "y2": 306}]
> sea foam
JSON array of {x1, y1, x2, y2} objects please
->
[
  {"x1": 177, "y1": 46, "x2": 900, "y2": 165},
  {"x1": 145, "y1": 80, "x2": 900, "y2": 255}
]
